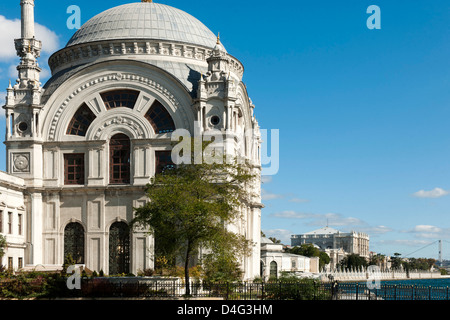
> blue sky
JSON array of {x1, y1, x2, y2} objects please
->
[{"x1": 0, "y1": 0, "x2": 449, "y2": 260}]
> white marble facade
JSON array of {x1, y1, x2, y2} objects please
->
[{"x1": 1, "y1": 1, "x2": 262, "y2": 279}]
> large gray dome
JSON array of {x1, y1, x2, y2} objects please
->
[{"x1": 66, "y1": 2, "x2": 219, "y2": 49}]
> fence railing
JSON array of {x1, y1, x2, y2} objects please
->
[
  {"x1": 51, "y1": 279, "x2": 450, "y2": 300},
  {"x1": 1, "y1": 277, "x2": 449, "y2": 300},
  {"x1": 337, "y1": 282, "x2": 450, "y2": 301}
]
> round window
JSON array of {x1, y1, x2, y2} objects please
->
[
  {"x1": 210, "y1": 116, "x2": 221, "y2": 126},
  {"x1": 18, "y1": 122, "x2": 28, "y2": 132}
]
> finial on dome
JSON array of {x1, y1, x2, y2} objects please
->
[
  {"x1": 141, "y1": 0, "x2": 153, "y2": 2},
  {"x1": 216, "y1": 32, "x2": 220, "y2": 44}
]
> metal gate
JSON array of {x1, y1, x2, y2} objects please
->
[
  {"x1": 64, "y1": 222, "x2": 85, "y2": 264},
  {"x1": 109, "y1": 222, "x2": 130, "y2": 275}
]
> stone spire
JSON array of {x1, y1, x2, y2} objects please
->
[
  {"x1": 14, "y1": 0, "x2": 42, "y2": 89},
  {"x1": 205, "y1": 34, "x2": 228, "y2": 82}
]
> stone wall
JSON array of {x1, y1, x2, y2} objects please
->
[{"x1": 320, "y1": 268, "x2": 443, "y2": 282}]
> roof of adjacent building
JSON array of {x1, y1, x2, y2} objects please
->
[
  {"x1": 304, "y1": 226, "x2": 340, "y2": 235},
  {"x1": 66, "y1": 2, "x2": 220, "y2": 49}
]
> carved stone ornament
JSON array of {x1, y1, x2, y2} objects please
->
[
  {"x1": 48, "y1": 72, "x2": 188, "y2": 140},
  {"x1": 13, "y1": 153, "x2": 30, "y2": 173}
]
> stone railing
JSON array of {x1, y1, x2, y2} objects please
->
[{"x1": 319, "y1": 268, "x2": 442, "y2": 282}]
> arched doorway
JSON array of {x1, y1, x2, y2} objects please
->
[
  {"x1": 270, "y1": 261, "x2": 278, "y2": 279},
  {"x1": 64, "y1": 222, "x2": 85, "y2": 264},
  {"x1": 109, "y1": 222, "x2": 130, "y2": 275}
]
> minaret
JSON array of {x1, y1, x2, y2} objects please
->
[
  {"x1": 5, "y1": 0, "x2": 43, "y2": 142},
  {"x1": 4, "y1": 0, "x2": 44, "y2": 176},
  {"x1": 3, "y1": 0, "x2": 45, "y2": 268},
  {"x1": 14, "y1": 0, "x2": 42, "y2": 89}
]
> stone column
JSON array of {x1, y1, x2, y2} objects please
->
[{"x1": 29, "y1": 192, "x2": 43, "y2": 265}]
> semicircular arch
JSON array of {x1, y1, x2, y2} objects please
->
[{"x1": 42, "y1": 60, "x2": 196, "y2": 142}]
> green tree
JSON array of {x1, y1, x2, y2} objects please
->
[
  {"x1": 0, "y1": 235, "x2": 6, "y2": 272},
  {"x1": 268, "y1": 237, "x2": 281, "y2": 244},
  {"x1": 62, "y1": 253, "x2": 76, "y2": 275},
  {"x1": 201, "y1": 243, "x2": 244, "y2": 283},
  {"x1": 339, "y1": 253, "x2": 368, "y2": 269},
  {"x1": 131, "y1": 139, "x2": 256, "y2": 295},
  {"x1": 369, "y1": 253, "x2": 386, "y2": 266},
  {"x1": 402, "y1": 257, "x2": 436, "y2": 271},
  {"x1": 390, "y1": 252, "x2": 402, "y2": 270},
  {"x1": 287, "y1": 244, "x2": 330, "y2": 270},
  {"x1": 0, "y1": 235, "x2": 6, "y2": 260}
]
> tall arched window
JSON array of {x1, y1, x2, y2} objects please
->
[
  {"x1": 109, "y1": 134, "x2": 131, "y2": 184},
  {"x1": 64, "y1": 222, "x2": 85, "y2": 264},
  {"x1": 109, "y1": 222, "x2": 130, "y2": 275},
  {"x1": 145, "y1": 100, "x2": 175, "y2": 134},
  {"x1": 270, "y1": 261, "x2": 278, "y2": 279},
  {"x1": 66, "y1": 104, "x2": 96, "y2": 136}
]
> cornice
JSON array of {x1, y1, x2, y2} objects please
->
[{"x1": 48, "y1": 39, "x2": 244, "y2": 80}]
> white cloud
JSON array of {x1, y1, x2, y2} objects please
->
[
  {"x1": 261, "y1": 188, "x2": 284, "y2": 201},
  {"x1": 0, "y1": 91, "x2": 5, "y2": 107},
  {"x1": 0, "y1": 15, "x2": 60, "y2": 60},
  {"x1": 362, "y1": 225, "x2": 393, "y2": 235},
  {"x1": 411, "y1": 225, "x2": 442, "y2": 233},
  {"x1": 378, "y1": 239, "x2": 432, "y2": 248},
  {"x1": 261, "y1": 188, "x2": 310, "y2": 203},
  {"x1": 405, "y1": 225, "x2": 450, "y2": 239},
  {"x1": 289, "y1": 197, "x2": 310, "y2": 203},
  {"x1": 8, "y1": 64, "x2": 17, "y2": 79},
  {"x1": 412, "y1": 187, "x2": 449, "y2": 198},
  {"x1": 271, "y1": 210, "x2": 366, "y2": 228},
  {"x1": 0, "y1": 92, "x2": 5, "y2": 118},
  {"x1": 262, "y1": 229, "x2": 293, "y2": 244},
  {"x1": 272, "y1": 210, "x2": 317, "y2": 219},
  {"x1": 261, "y1": 176, "x2": 272, "y2": 184}
]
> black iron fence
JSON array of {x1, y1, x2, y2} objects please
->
[
  {"x1": 1, "y1": 276, "x2": 449, "y2": 300},
  {"x1": 337, "y1": 282, "x2": 450, "y2": 301},
  {"x1": 53, "y1": 278, "x2": 450, "y2": 300}
]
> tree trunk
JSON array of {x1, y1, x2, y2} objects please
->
[{"x1": 185, "y1": 242, "x2": 191, "y2": 296}]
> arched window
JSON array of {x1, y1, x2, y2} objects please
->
[
  {"x1": 109, "y1": 134, "x2": 131, "y2": 184},
  {"x1": 66, "y1": 104, "x2": 96, "y2": 136},
  {"x1": 145, "y1": 100, "x2": 175, "y2": 134},
  {"x1": 101, "y1": 89, "x2": 139, "y2": 110},
  {"x1": 109, "y1": 222, "x2": 130, "y2": 275},
  {"x1": 64, "y1": 222, "x2": 85, "y2": 264},
  {"x1": 270, "y1": 261, "x2": 278, "y2": 279}
]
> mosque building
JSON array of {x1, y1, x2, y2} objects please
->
[{"x1": 1, "y1": 0, "x2": 262, "y2": 279}]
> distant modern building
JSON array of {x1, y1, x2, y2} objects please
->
[
  {"x1": 260, "y1": 237, "x2": 319, "y2": 279},
  {"x1": 291, "y1": 227, "x2": 370, "y2": 269}
]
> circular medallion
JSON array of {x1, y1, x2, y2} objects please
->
[{"x1": 14, "y1": 155, "x2": 29, "y2": 171}]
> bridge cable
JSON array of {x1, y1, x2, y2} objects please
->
[{"x1": 403, "y1": 240, "x2": 438, "y2": 258}]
